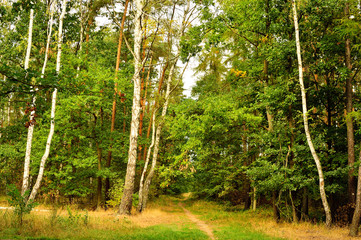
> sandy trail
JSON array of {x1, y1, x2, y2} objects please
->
[{"x1": 179, "y1": 203, "x2": 216, "y2": 240}]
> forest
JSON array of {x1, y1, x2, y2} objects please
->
[{"x1": 1, "y1": 0, "x2": 361, "y2": 239}]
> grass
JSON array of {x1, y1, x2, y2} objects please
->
[
  {"x1": 0, "y1": 195, "x2": 355, "y2": 240},
  {"x1": 0, "y1": 197, "x2": 208, "y2": 240},
  {"x1": 179, "y1": 197, "x2": 284, "y2": 240},
  {"x1": 182, "y1": 196, "x2": 355, "y2": 240},
  {"x1": 0, "y1": 226, "x2": 207, "y2": 240}
]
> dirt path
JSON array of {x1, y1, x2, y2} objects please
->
[{"x1": 179, "y1": 203, "x2": 216, "y2": 240}]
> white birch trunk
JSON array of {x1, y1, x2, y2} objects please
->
[
  {"x1": 138, "y1": 0, "x2": 191, "y2": 211},
  {"x1": 24, "y1": 9, "x2": 33, "y2": 71},
  {"x1": 28, "y1": 0, "x2": 66, "y2": 203},
  {"x1": 139, "y1": 62, "x2": 175, "y2": 210},
  {"x1": 22, "y1": 8, "x2": 35, "y2": 196},
  {"x1": 41, "y1": 2, "x2": 55, "y2": 78},
  {"x1": 76, "y1": 0, "x2": 84, "y2": 76},
  {"x1": 292, "y1": 0, "x2": 331, "y2": 227},
  {"x1": 22, "y1": 3, "x2": 55, "y2": 198},
  {"x1": 118, "y1": 0, "x2": 144, "y2": 215},
  {"x1": 137, "y1": 112, "x2": 156, "y2": 212},
  {"x1": 350, "y1": 151, "x2": 361, "y2": 236}
]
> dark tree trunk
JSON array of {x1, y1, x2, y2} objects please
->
[
  {"x1": 272, "y1": 191, "x2": 280, "y2": 222},
  {"x1": 301, "y1": 187, "x2": 309, "y2": 220}
]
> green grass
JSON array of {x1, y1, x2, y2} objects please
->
[
  {"x1": 0, "y1": 225, "x2": 208, "y2": 240},
  {"x1": 214, "y1": 225, "x2": 284, "y2": 240},
  {"x1": 182, "y1": 199, "x2": 286, "y2": 240},
  {"x1": 78, "y1": 225, "x2": 208, "y2": 240}
]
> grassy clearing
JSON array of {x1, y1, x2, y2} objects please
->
[
  {"x1": 1, "y1": 195, "x2": 355, "y2": 240},
  {"x1": 180, "y1": 198, "x2": 283, "y2": 240},
  {"x1": 0, "y1": 197, "x2": 208, "y2": 240},
  {"x1": 183, "y1": 197, "x2": 355, "y2": 240}
]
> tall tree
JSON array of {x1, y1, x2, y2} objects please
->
[
  {"x1": 344, "y1": 1, "x2": 356, "y2": 206},
  {"x1": 137, "y1": 0, "x2": 191, "y2": 211},
  {"x1": 292, "y1": 0, "x2": 331, "y2": 227},
  {"x1": 27, "y1": 0, "x2": 67, "y2": 203},
  {"x1": 350, "y1": 151, "x2": 361, "y2": 235},
  {"x1": 21, "y1": 7, "x2": 34, "y2": 197},
  {"x1": 105, "y1": 0, "x2": 130, "y2": 206},
  {"x1": 118, "y1": 0, "x2": 144, "y2": 215}
]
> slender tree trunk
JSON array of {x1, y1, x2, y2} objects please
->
[
  {"x1": 22, "y1": 8, "x2": 35, "y2": 197},
  {"x1": 242, "y1": 124, "x2": 251, "y2": 210},
  {"x1": 301, "y1": 187, "x2": 309, "y2": 220},
  {"x1": 137, "y1": 112, "x2": 156, "y2": 212},
  {"x1": 118, "y1": 0, "x2": 144, "y2": 215},
  {"x1": 105, "y1": 0, "x2": 130, "y2": 204},
  {"x1": 138, "y1": 58, "x2": 182, "y2": 208},
  {"x1": 264, "y1": 0, "x2": 280, "y2": 221},
  {"x1": 96, "y1": 142, "x2": 102, "y2": 209},
  {"x1": 350, "y1": 149, "x2": 361, "y2": 236},
  {"x1": 288, "y1": 105, "x2": 299, "y2": 222},
  {"x1": 0, "y1": 109, "x2": 3, "y2": 138},
  {"x1": 137, "y1": 1, "x2": 191, "y2": 211},
  {"x1": 23, "y1": 2, "x2": 55, "y2": 193},
  {"x1": 141, "y1": 57, "x2": 153, "y2": 161},
  {"x1": 94, "y1": 108, "x2": 103, "y2": 209},
  {"x1": 344, "y1": 2, "x2": 356, "y2": 205},
  {"x1": 85, "y1": 0, "x2": 93, "y2": 55},
  {"x1": 292, "y1": 0, "x2": 331, "y2": 227},
  {"x1": 142, "y1": 60, "x2": 165, "y2": 163},
  {"x1": 272, "y1": 191, "x2": 280, "y2": 222},
  {"x1": 7, "y1": 92, "x2": 11, "y2": 126},
  {"x1": 27, "y1": 0, "x2": 67, "y2": 203},
  {"x1": 76, "y1": 0, "x2": 84, "y2": 75},
  {"x1": 252, "y1": 186, "x2": 257, "y2": 211}
]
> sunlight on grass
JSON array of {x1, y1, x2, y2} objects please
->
[
  {"x1": 183, "y1": 199, "x2": 354, "y2": 240},
  {"x1": 1, "y1": 195, "x2": 354, "y2": 240},
  {"x1": 214, "y1": 225, "x2": 285, "y2": 240},
  {"x1": 0, "y1": 196, "x2": 207, "y2": 240}
]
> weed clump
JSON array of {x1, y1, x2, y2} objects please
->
[{"x1": 7, "y1": 184, "x2": 38, "y2": 226}]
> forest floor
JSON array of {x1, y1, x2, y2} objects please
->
[{"x1": 0, "y1": 194, "x2": 359, "y2": 239}]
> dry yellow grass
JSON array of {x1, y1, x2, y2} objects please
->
[
  {"x1": 247, "y1": 215, "x2": 358, "y2": 240},
  {"x1": 0, "y1": 196, "x2": 197, "y2": 238}
]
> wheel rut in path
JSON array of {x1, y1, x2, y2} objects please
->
[{"x1": 179, "y1": 203, "x2": 216, "y2": 240}]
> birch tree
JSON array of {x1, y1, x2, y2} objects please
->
[
  {"x1": 27, "y1": 0, "x2": 67, "y2": 203},
  {"x1": 22, "y1": 1, "x2": 55, "y2": 198},
  {"x1": 292, "y1": 0, "x2": 331, "y2": 227},
  {"x1": 21, "y1": 7, "x2": 34, "y2": 197},
  {"x1": 137, "y1": 112, "x2": 156, "y2": 212},
  {"x1": 350, "y1": 151, "x2": 361, "y2": 235},
  {"x1": 137, "y1": 0, "x2": 192, "y2": 212},
  {"x1": 118, "y1": 0, "x2": 144, "y2": 215}
]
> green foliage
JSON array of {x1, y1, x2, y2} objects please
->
[
  {"x1": 1, "y1": 0, "x2": 361, "y2": 227},
  {"x1": 65, "y1": 206, "x2": 89, "y2": 226},
  {"x1": 6, "y1": 184, "x2": 38, "y2": 225},
  {"x1": 106, "y1": 179, "x2": 138, "y2": 209},
  {"x1": 106, "y1": 179, "x2": 124, "y2": 208}
]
